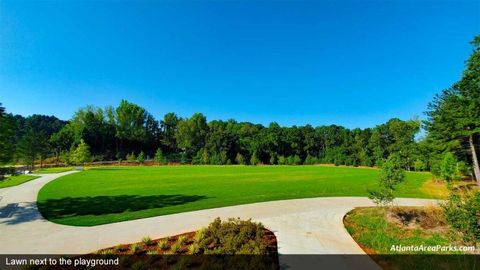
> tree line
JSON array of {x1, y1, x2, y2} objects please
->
[{"x1": 0, "y1": 36, "x2": 478, "y2": 183}]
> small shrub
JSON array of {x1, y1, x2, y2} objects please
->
[
  {"x1": 130, "y1": 243, "x2": 141, "y2": 254},
  {"x1": 369, "y1": 154, "x2": 405, "y2": 206},
  {"x1": 235, "y1": 153, "x2": 245, "y2": 165},
  {"x1": 137, "y1": 151, "x2": 145, "y2": 164},
  {"x1": 441, "y1": 190, "x2": 480, "y2": 243},
  {"x1": 146, "y1": 250, "x2": 157, "y2": 255},
  {"x1": 99, "y1": 249, "x2": 114, "y2": 255},
  {"x1": 413, "y1": 159, "x2": 426, "y2": 172},
  {"x1": 142, "y1": 236, "x2": 153, "y2": 246},
  {"x1": 158, "y1": 239, "x2": 169, "y2": 250},
  {"x1": 292, "y1": 155, "x2": 302, "y2": 165},
  {"x1": 269, "y1": 155, "x2": 276, "y2": 165},
  {"x1": 197, "y1": 217, "x2": 267, "y2": 255},
  {"x1": 304, "y1": 155, "x2": 316, "y2": 165},
  {"x1": 189, "y1": 243, "x2": 199, "y2": 254},
  {"x1": 194, "y1": 228, "x2": 206, "y2": 243},
  {"x1": 177, "y1": 235, "x2": 188, "y2": 245},
  {"x1": 126, "y1": 152, "x2": 136, "y2": 162},
  {"x1": 154, "y1": 148, "x2": 167, "y2": 165},
  {"x1": 277, "y1": 155, "x2": 286, "y2": 165},
  {"x1": 250, "y1": 152, "x2": 259, "y2": 165},
  {"x1": 170, "y1": 242, "x2": 181, "y2": 253}
]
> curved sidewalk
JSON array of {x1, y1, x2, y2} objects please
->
[{"x1": 0, "y1": 172, "x2": 438, "y2": 258}]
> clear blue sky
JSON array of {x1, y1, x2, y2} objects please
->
[{"x1": 1, "y1": 0, "x2": 479, "y2": 128}]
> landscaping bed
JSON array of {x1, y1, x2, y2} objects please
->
[
  {"x1": 96, "y1": 218, "x2": 278, "y2": 256},
  {"x1": 26, "y1": 218, "x2": 279, "y2": 270},
  {"x1": 344, "y1": 206, "x2": 479, "y2": 269}
]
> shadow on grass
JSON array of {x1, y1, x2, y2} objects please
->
[{"x1": 38, "y1": 194, "x2": 208, "y2": 220}]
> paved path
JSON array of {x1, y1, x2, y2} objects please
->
[{"x1": 0, "y1": 172, "x2": 439, "y2": 268}]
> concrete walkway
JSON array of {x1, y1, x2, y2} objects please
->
[{"x1": 0, "y1": 172, "x2": 438, "y2": 268}]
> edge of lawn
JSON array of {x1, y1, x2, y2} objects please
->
[{"x1": 0, "y1": 174, "x2": 39, "y2": 189}]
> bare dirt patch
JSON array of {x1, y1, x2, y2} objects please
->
[{"x1": 387, "y1": 206, "x2": 447, "y2": 233}]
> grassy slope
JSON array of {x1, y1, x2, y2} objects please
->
[
  {"x1": 344, "y1": 207, "x2": 477, "y2": 269},
  {"x1": 0, "y1": 175, "x2": 39, "y2": 188},
  {"x1": 38, "y1": 165, "x2": 435, "y2": 226},
  {"x1": 344, "y1": 207, "x2": 451, "y2": 254}
]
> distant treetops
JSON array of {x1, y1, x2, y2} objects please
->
[{"x1": 0, "y1": 35, "x2": 478, "y2": 183}]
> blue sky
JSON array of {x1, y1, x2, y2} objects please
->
[{"x1": 0, "y1": 0, "x2": 479, "y2": 128}]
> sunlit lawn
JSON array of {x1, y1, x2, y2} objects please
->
[
  {"x1": 0, "y1": 175, "x2": 39, "y2": 189},
  {"x1": 38, "y1": 165, "x2": 437, "y2": 226}
]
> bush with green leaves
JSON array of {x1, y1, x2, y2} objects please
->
[
  {"x1": 441, "y1": 190, "x2": 480, "y2": 244},
  {"x1": 269, "y1": 155, "x2": 276, "y2": 165},
  {"x1": 196, "y1": 217, "x2": 267, "y2": 255},
  {"x1": 277, "y1": 155, "x2": 286, "y2": 165},
  {"x1": 170, "y1": 242, "x2": 181, "y2": 253},
  {"x1": 413, "y1": 159, "x2": 426, "y2": 172},
  {"x1": 178, "y1": 235, "x2": 188, "y2": 245},
  {"x1": 250, "y1": 152, "x2": 259, "y2": 165},
  {"x1": 235, "y1": 153, "x2": 245, "y2": 165},
  {"x1": 126, "y1": 152, "x2": 136, "y2": 162},
  {"x1": 141, "y1": 236, "x2": 152, "y2": 245},
  {"x1": 69, "y1": 139, "x2": 92, "y2": 165},
  {"x1": 304, "y1": 154, "x2": 317, "y2": 165},
  {"x1": 137, "y1": 151, "x2": 145, "y2": 164},
  {"x1": 292, "y1": 155, "x2": 302, "y2": 165},
  {"x1": 154, "y1": 148, "x2": 167, "y2": 165},
  {"x1": 180, "y1": 152, "x2": 187, "y2": 164},
  {"x1": 189, "y1": 243, "x2": 199, "y2": 254},
  {"x1": 158, "y1": 239, "x2": 169, "y2": 250},
  {"x1": 457, "y1": 161, "x2": 472, "y2": 179},
  {"x1": 369, "y1": 154, "x2": 405, "y2": 206},
  {"x1": 130, "y1": 243, "x2": 141, "y2": 254}
]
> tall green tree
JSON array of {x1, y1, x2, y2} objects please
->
[
  {"x1": 0, "y1": 112, "x2": 16, "y2": 164},
  {"x1": 425, "y1": 36, "x2": 480, "y2": 183},
  {"x1": 115, "y1": 100, "x2": 147, "y2": 155},
  {"x1": 16, "y1": 129, "x2": 39, "y2": 169},
  {"x1": 161, "y1": 113, "x2": 180, "y2": 153},
  {"x1": 175, "y1": 113, "x2": 208, "y2": 156}
]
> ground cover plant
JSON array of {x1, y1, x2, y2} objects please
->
[
  {"x1": 23, "y1": 218, "x2": 278, "y2": 270},
  {"x1": 344, "y1": 206, "x2": 479, "y2": 269},
  {"x1": 0, "y1": 174, "x2": 38, "y2": 188},
  {"x1": 37, "y1": 165, "x2": 437, "y2": 226},
  {"x1": 96, "y1": 218, "x2": 277, "y2": 256},
  {"x1": 344, "y1": 207, "x2": 455, "y2": 254}
]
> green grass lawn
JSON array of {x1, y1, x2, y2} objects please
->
[
  {"x1": 38, "y1": 165, "x2": 436, "y2": 226},
  {"x1": 0, "y1": 175, "x2": 39, "y2": 188},
  {"x1": 34, "y1": 167, "x2": 72, "y2": 174}
]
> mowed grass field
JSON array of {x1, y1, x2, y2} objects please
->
[{"x1": 37, "y1": 165, "x2": 436, "y2": 226}]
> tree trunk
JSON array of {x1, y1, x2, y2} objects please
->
[{"x1": 468, "y1": 134, "x2": 480, "y2": 184}]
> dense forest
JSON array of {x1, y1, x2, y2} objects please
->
[{"x1": 0, "y1": 36, "x2": 479, "y2": 183}]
